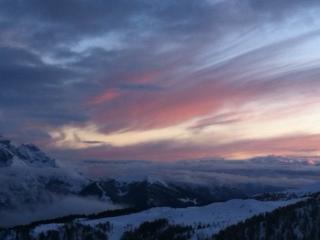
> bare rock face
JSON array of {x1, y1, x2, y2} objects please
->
[
  {"x1": 0, "y1": 136, "x2": 14, "y2": 167},
  {"x1": 0, "y1": 147, "x2": 13, "y2": 167}
]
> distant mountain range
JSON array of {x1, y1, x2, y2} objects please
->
[
  {"x1": 0, "y1": 136, "x2": 284, "y2": 215},
  {"x1": 1, "y1": 136, "x2": 320, "y2": 239},
  {"x1": 249, "y1": 155, "x2": 320, "y2": 166}
]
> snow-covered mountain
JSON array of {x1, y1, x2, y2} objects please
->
[
  {"x1": 80, "y1": 178, "x2": 282, "y2": 209},
  {"x1": 1, "y1": 135, "x2": 320, "y2": 236},
  {"x1": 0, "y1": 197, "x2": 302, "y2": 240},
  {"x1": 0, "y1": 136, "x2": 87, "y2": 212},
  {"x1": 2, "y1": 181, "x2": 318, "y2": 240},
  {"x1": 0, "y1": 136, "x2": 273, "y2": 227},
  {"x1": 0, "y1": 136, "x2": 56, "y2": 168},
  {"x1": 2, "y1": 180, "x2": 318, "y2": 240},
  {"x1": 0, "y1": 136, "x2": 284, "y2": 214}
]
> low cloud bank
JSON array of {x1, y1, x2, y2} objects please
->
[
  {"x1": 78, "y1": 156, "x2": 320, "y2": 188},
  {"x1": 0, "y1": 195, "x2": 122, "y2": 228}
]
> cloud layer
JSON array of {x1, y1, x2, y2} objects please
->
[{"x1": 77, "y1": 157, "x2": 320, "y2": 189}]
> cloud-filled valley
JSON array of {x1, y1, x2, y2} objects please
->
[{"x1": 77, "y1": 156, "x2": 320, "y2": 188}]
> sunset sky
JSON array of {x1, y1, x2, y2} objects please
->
[{"x1": 1, "y1": 0, "x2": 320, "y2": 160}]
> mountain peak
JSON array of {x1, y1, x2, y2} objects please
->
[{"x1": 0, "y1": 136, "x2": 57, "y2": 168}]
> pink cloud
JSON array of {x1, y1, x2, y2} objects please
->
[
  {"x1": 125, "y1": 71, "x2": 160, "y2": 84},
  {"x1": 88, "y1": 89, "x2": 120, "y2": 105},
  {"x1": 90, "y1": 77, "x2": 265, "y2": 132}
]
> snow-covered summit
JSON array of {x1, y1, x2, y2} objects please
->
[
  {"x1": 0, "y1": 136, "x2": 56, "y2": 168},
  {"x1": 0, "y1": 136, "x2": 89, "y2": 213}
]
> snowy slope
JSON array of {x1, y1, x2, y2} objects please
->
[
  {"x1": 32, "y1": 198, "x2": 300, "y2": 240},
  {"x1": 212, "y1": 193, "x2": 320, "y2": 240}
]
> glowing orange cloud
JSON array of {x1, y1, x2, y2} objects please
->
[{"x1": 60, "y1": 133, "x2": 320, "y2": 161}]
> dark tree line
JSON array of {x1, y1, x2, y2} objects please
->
[
  {"x1": 121, "y1": 218, "x2": 193, "y2": 240},
  {"x1": 212, "y1": 193, "x2": 320, "y2": 240},
  {"x1": 0, "y1": 222, "x2": 111, "y2": 240}
]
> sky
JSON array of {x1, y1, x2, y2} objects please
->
[{"x1": 1, "y1": 0, "x2": 320, "y2": 161}]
